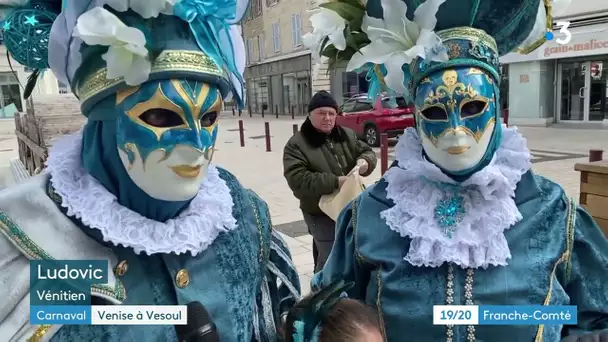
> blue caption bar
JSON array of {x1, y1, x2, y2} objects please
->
[
  {"x1": 30, "y1": 305, "x2": 92, "y2": 325},
  {"x1": 478, "y1": 305, "x2": 577, "y2": 325}
]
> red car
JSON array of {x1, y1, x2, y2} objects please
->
[{"x1": 337, "y1": 95, "x2": 415, "y2": 146}]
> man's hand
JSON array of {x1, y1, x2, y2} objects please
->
[
  {"x1": 338, "y1": 176, "x2": 347, "y2": 188},
  {"x1": 357, "y1": 159, "x2": 369, "y2": 175}
]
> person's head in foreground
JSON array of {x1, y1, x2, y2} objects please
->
[{"x1": 284, "y1": 281, "x2": 383, "y2": 342}]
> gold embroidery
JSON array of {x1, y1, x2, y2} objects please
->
[
  {"x1": 77, "y1": 50, "x2": 226, "y2": 105},
  {"x1": 438, "y1": 27, "x2": 498, "y2": 54}
]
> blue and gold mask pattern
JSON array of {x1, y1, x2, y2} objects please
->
[
  {"x1": 414, "y1": 66, "x2": 500, "y2": 175},
  {"x1": 114, "y1": 79, "x2": 221, "y2": 201}
]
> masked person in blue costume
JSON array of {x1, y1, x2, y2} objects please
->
[
  {"x1": 303, "y1": 0, "x2": 608, "y2": 341},
  {"x1": 0, "y1": 0, "x2": 300, "y2": 341}
]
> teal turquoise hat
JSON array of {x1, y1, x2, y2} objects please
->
[
  {"x1": 302, "y1": 0, "x2": 570, "y2": 98},
  {"x1": 1, "y1": 0, "x2": 249, "y2": 113}
]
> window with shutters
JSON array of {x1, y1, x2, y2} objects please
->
[
  {"x1": 272, "y1": 23, "x2": 280, "y2": 52},
  {"x1": 291, "y1": 13, "x2": 301, "y2": 47}
]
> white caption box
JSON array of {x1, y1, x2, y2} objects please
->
[
  {"x1": 91, "y1": 305, "x2": 187, "y2": 325},
  {"x1": 433, "y1": 305, "x2": 479, "y2": 325}
]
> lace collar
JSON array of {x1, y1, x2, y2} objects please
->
[
  {"x1": 380, "y1": 125, "x2": 532, "y2": 269},
  {"x1": 45, "y1": 132, "x2": 237, "y2": 256}
]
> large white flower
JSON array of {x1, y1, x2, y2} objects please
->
[
  {"x1": 346, "y1": 0, "x2": 448, "y2": 95},
  {"x1": 104, "y1": 0, "x2": 177, "y2": 18},
  {"x1": 302, "y1": 7, "x2": 347, "y2": 56},
  {"x1": 73, "y1": 7, "x2": 151, "y2": 86}
]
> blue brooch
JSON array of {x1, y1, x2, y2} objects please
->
[{"x1": 434, "y1": 195, "x2": 465, "y2": 238}]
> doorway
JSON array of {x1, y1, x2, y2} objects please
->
[{"x1": 557, "y1": 58, "x2": 608, "y2": 122}]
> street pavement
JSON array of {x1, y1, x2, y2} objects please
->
[{"x1": 1, "y1": 115, "x2": 608, "y2": 295}]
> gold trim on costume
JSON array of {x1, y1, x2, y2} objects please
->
[
  {"x1": 27, "y1": 324, "x2": 52, "y2": 342},
  {"x1": 77, "y1": 50, "x2": 226, "y2": 105},
  {"x1": 534, "y1": 197, "x2": 576, "y2": 342},
  {"x1": 437, "y1": 27, "x2": 498, "y2": 54}
]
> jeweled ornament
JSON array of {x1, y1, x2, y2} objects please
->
[{"x1": 434, "y1": 194, "x2": 465, "y2": 238}]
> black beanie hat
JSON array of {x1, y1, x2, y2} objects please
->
[{"x1": 308, "y1": 91, "x2": 339, "y2": 113}]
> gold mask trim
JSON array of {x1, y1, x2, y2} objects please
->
[
  {"x1": 126, "y1": 84, "x2": 188, "y2": 141},
  {"x1": 459, "y1": 96, "x2": 490, "y2": 120},
  {"x1": 171, "y1": 80, "x2": 222, "y2": 134},
  {"x1": 77, "y1": 50, "x2": 226, "y2": 105},
  {"x1": 422, "y1": 70, "x2": 478, "y2": 115},
  {"x1": 116, "y1": 85, "x2": 140, "y2": 105},
  {"x1": 427, "y1": 117, "x2": 496, "y2": 147}
]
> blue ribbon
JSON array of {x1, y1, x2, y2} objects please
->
[{"x1": 173, "y1": 0, "x2": 244, "y2": 106}]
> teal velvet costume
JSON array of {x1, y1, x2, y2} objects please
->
[
  {"x1": 314, "y1": 170, "x2": 608, "y2": 341},
  {"x1": 0, "y1": 0, "x2": 300, "y2": 341},
  {"x1": 307, "y1": 0, "x2": 608, "y2": 341},
  {"x1": 48, "y1": 168, "x2": 300, "y2": 342}
]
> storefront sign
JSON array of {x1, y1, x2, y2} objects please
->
[
  {"x1": 519, "y1": 74, "x2": 529, "y2": 83},
  {"x1": 500, "y1": 23, "x2": 608, "y2": 63},
  {"x1": 542, "y1": 39, "x2": 608, "y2": 58},
  {"x1": 245, "y1": 54, "x2": 311, "y2": 78}
]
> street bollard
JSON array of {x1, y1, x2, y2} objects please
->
[
  {"x1": 265, "y1": 122, "x2": 271, "y2": 152},
  {"x1": 275, "y1": 105, "x2": 279, "y2": 119},
  {"x1": 291, "y1": 105, "x2": 295, "y2": 119},
  {"x1": 292, "y1": 124, "x2": 298, "y2": 135},
  {"x1": 261, "y1": 108, "x2": 265, "y2": 118},
  {"x1": 380, "y1": 133, "x2": 389, "y2": 175},
  {"x1": 238, "y1": 120, "x2": 245, "y2": 147},
  {"x1": 589, "y1": 149, "x2": 604, "y2": 162}
]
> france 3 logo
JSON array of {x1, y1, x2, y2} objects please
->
[{"x1": 545, "y1": 21, "x2": 572, "y2": 45}]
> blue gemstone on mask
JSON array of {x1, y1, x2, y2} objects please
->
[{"x1": 434, "y1": 195, "x2": 465, "y2": 238}]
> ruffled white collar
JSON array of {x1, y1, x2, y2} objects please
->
[
  {"x1": 381, "y1": 125, "x2": 532, "y2": 269},
  {"x1": 45, "y1": 132, "x2": 237, "y2": 256}
]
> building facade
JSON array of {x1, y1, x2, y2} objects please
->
[
  {"x1": 242, "y1": 0, "x2": 326, "y2": 116},
  {"x1": 0, "y1": 31, "x2": 62, "y2": 119},
  {"x1": 501, "y1": 0, "x2": 608, "y2": 126}
]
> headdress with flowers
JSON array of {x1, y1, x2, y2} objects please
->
[
  {"x1": 303, "y1": 0, "x2": 572, "y2": 100},
  {"x1": 1, "y1": 0, "x2": 248, "y2": 112}
]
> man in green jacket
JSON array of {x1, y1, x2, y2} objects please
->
[{"x1": 283, "y1": 91, "x2": 377, "y2": 272}]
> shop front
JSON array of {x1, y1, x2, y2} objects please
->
[
  {"x1": 244, "y1": 53, "x2": 311, "y2": 116},
  {"x1": 500, "y1": 22, "x2": 608, "y2": 126},
  {"x1": 329, "y1": 62, "x2": 371, "y2": 105},
  {"x1": 557, "y1": 57, "x2": 608, "y2": 123}
]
